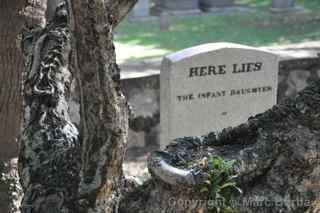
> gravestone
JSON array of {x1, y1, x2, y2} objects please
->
[
  {"x1": 159, "y1": 12, "x2": 170, "y2": 31},
  {"x1": 199, "y1": 0, "x2": 235, "y2": 11},
  {"x1": 160, "y1": 43, "x2": 279, "y2": 148},
  {"x1": 131, "y1": 0, "x2": 150, "y2": 18},
  {"x1": 271, "y1": 0, "x2": 300, "y2": 12},
  {"x1": 156, "y1": 0, "x2": 201, "y2": 16},
  {"x1": 272, "y1": 0, "x2": 294, "y2": 9}
]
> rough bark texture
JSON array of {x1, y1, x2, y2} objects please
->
[
  {"x1": 19, "y1": 3, "x2": 81, "y2": 212},
  {"x1": 71, "y1": 0, "x2": 133, "y2": 211},
  {"x1": 23, "y1": 0, "x2": 47, "y2": 28},
  {"x1": 19, "y1": 0, "x2": 136, "y2": 212},
  {"x1": 0, "y1": 159, "x2": 22, "y2": 213},
  {"x1": 0, "y1": 0, "x2": 24, "y2": 161},
  {"x1": 112, "y1": 0, "x2": 139, "y2": 26},
  {"x1": 17, "y1": 1, "x2": 320, "y2": 213},
  {"x1": 121, "y1": 62, "x2": 320, "y2": 213},
  {"x1": 0, "y1": 1, "x2": 28, "y2": 212}
]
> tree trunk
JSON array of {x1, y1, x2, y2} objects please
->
[
  {"x1": 19, "y1": 1, "x2": 81, "y2": 212},
  {"x1": 17, "y1": 1, "x2": 320, "y2": 213},
  {"x1": 71, "y1": 0, "x2": 136, "y2": 211},
  {"x1": 0, "y1": 1, "x2": 27, "y2": 212},
  {"x1": 19, "y1": 0, "x2": 137, "y2": 212},
  {"x1": 121, "y1": 76, "x2": 320, "y2": 213},
  {"x1": 0, "y1": 0, "x2": 24, "y2": 161},
  {"x1": 71, "y1": 0, "x2": 128, "y2": 211}
]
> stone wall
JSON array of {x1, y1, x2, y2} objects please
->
[
  {"x1": 121, "y1": 48, "x2": 320, "y2": 151},
  {"x1": 121, "y1": 75, "x2": 160, "y2": 149}
]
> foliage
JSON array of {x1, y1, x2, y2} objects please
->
[{"x1": 199, "y1": 155, "x2": 242, "y2": 213}]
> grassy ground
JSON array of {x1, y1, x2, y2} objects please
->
[{"x1": 115, "y1": 0, "x2": 320, "y2": 63}]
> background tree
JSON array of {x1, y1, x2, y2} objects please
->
[{"x1": 0, "y1": 0, "x2": 46, "y2": 212}]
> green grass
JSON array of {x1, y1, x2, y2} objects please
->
[
  {"x1": 237, "y1": 0, "x2": 320, "y2": 11},
  {"x1": 296, "y1": 0, "x2": 320, "y2": 10},
  {"x1": 115, "y1": 0, "x2": 320, "y2": 62}
]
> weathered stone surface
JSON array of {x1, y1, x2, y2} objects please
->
[
  {"x1": 272, "y1": 0, "x2": 295, "y2": 9},
  {"x1": 155, "y1": 0, "x2": 201, "y2": 15},
  {"x1": 160, "y1": 43, "x2": 279, "y2": 148},
  {"x1": 270, "y1": 0, "x2": 302, "y2": 13},
  {"x1": 200, "y1": 0, "x2": 235, "y2": 8},
  {"x1": 121, "y1": 75, "x2": 160, "y2": 149},
  {"x1": 119, "y1": 50, "x2": 320, "y2": 155},
  {"x1": 278, "y1": 57, "x2": 320, "y2": 101},
  {"x1": 158, "y1": 0, "x2": 199, "y2": 11},
  {"x1": 120, "y1": 57, "x2": 320, "y2": 213},
  {"x1": 154, "y1": 85, "x2": 320, "y2": 212}
]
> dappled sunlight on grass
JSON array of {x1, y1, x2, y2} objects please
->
[
  {"x1": 236, "y1": 0, "x2": 271, "y2": 10},
  {"x1": 115, "y1": 42, "x2": 171, "y2": 64},
  {"x1": 115, "y1": 0, "x2": 320, "y2": 62}
]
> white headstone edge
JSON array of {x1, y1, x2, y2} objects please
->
[
  {"x1": 165, "y1": 42, "x2": 278, "y2": 63},
  {"x1": 160, "y1": 58, "x2": 172, "y2": 146},
  {"x1": 160, "y1": 42, "x2": 280, "y2": 148}
]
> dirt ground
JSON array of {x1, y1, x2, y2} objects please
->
[{"x1": 123, "y1": 145, "x2": 159, "y2": 181}]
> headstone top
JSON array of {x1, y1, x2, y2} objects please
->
[
  {"x1": 160, "y1": 42, "x2": 279, "y2": 149},
  {"x1": 165, "y1": 42, "x2": 275, "y2": 63},
  {"x1": 155, "y1": 0, "x2": 201, "y2": 16}
]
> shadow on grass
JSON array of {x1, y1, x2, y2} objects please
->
[
  {"x1": 116, "y1": 13, "x2": 319, "y2": 52},
  {"x1": 115, "y1": 0, "x2": 320, "y2": 62}
]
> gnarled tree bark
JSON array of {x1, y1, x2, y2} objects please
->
[
  {"x1": 17, "y1": 1, "x2": 320, "y2": 213},
  {"x1": 19, "y1": 2, "x2": 81, "y2": 212},
  {"x1": 71, "y1": 0, "x2": 129, "y2": 212},
  {"x1": 19, "y1": 0, "x2": 136, "y2": 212}
]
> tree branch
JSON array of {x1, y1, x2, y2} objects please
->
[{"x1": 109, "y1": 0, "x2": 138, "y2": 27}]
